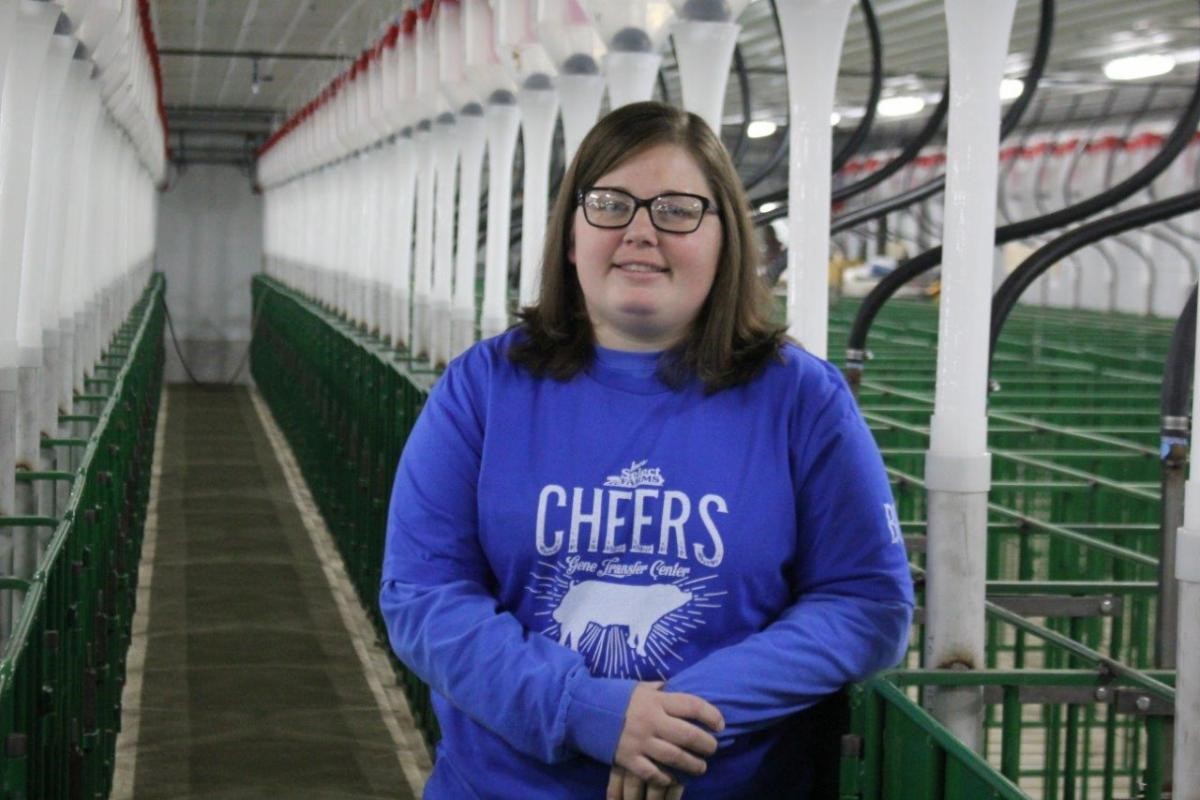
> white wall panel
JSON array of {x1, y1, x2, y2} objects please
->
[{"x1": 157, "y1": 164, "x2": 262, "y2": 384}]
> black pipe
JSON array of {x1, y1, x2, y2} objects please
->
[
  {"x1": 743, "y1": 0, "x2": 789, "y2": 193},
  {"x1": 747, "y1": 0, "x2": 884, "y2": 203},
  {"x1": 831, "y1": 0, "x2": 883, "y2": 175},
  {"x1": 989, "y1": 189, "x2": 1200, "y2": 365},
  {"x1": 777, "y1": 0, "x2": 1054, "y2": 235},
  {"x1": 730, "y1": 45, "x2": 752, "y2": 167},
  {"x1": 1158, "y1": 284, "x2": 1195, "y2": 671},
  {"x1": 847, "y1": 7, "x2": 1200, "y2": 374},
  {"x1": 1163, "y1": 285, "x2": 1196, "y2": 426},
  {"x1": 832, "y1": 79, "x2": 949, "y2": 205}
]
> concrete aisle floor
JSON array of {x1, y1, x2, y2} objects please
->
[{"x1": 115, "y1": 385, "x2": 421, "y2": 800}]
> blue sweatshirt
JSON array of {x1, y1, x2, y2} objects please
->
[{"x1": 380, "y1": 329, "x2": 914, "y2": 799}]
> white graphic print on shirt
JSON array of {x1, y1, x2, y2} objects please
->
[{"x1": 526, "y1": 460, "x2": 727, "y2": 680}]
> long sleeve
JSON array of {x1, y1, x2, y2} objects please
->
[
  {"x1": 378, "y1": 354, "x2": 636, "y2": 765},
  {"x1": 664, "y1": 365, "x2": 914, "y2": 741}
]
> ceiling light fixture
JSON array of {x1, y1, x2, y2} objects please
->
[
  {"x1": 747, "y1": 120, "x2": 778, "y2": 138},
  {"x1": 1000, "y1": 78, "x2": 1024, "y2": 100},
  {"x1": 1104, "y1": 53, "x2": 1176, "y2": 81},
  {"x1": 877, "y1": 95, "x2": 926, "y2": 118}
]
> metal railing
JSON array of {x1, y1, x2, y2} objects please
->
[
  {"x1": 0, "y1": 274, "x2": 164, "y2": 799},
  {"x1": 251, "y1": 277, "x2": 1180, "y2": 798}
]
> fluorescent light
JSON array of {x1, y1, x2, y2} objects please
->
[
  {"x1": 758, "y1": 201, "x2": 781, "y2": 214},
  {"x1": 830, "y1": 111, "x2": 842, "y2": 126},
  {"x1": 877, "y1": 95, "x2": 926, "y2": 118},
  {"x1": 1104, "y1": 53, "x2": 1176, "y2": 81},
  {"x1": 1000, "y1": 78, "x2": 1024, "y2": 100},
  {"x1": 747, "y1": 120, "x2": 777, "y2": 138}
]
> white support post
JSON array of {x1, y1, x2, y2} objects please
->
[
  {"x1": 481, "y1": 98, "x2": 521, "y2": 339},
  {"x1": 775, "y1": 0, "x2": 854, "y2": 359},
  {"x1": 412, "y1": 121, "x2": 436, "y2": 361},
  {"x1": 516, "y1": 84, "x2": 560, "y2": 310},
  {"x1": 922, "y1": 0, "x2": 1017, "y2": 753},
  {"x1": 432, "y1": 113, "x2": 460, "y2": 368},
  {"x1": 392, "y1": 132, "x2": 418, "y2": 351},
  {"x1": 451, "y1": 107, "x2": 487, "y2": 357}
]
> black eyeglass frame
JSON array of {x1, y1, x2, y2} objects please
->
[{"x1": 576, "y1": 186, "x2": 722, "y2": 234}]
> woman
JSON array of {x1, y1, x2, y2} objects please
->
[{"x1": 380, "y1": 101, "x2": 913, "y2": 799}]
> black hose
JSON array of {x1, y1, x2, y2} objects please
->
[
  {"x1": 989, "y1": 189, "x2": 1200, "y2": 368},
  {"x1": 747, "y1": 0, "x2": 884, "y2": 206},
  {"x1": 831, "y1": 0, "x2": 883, "y2": 175},
  {"x1": 743, "y1": 0, "x2": 788, "y2": 193},
  {"x1": 849, "y1": 0, "x2": 1200, "y2": 362},
  {"x1": 793, "y1": 0, "x2": 1055, "y2": 235},
  {"x1": 730, "y1": 45, "x2": 751, "y2": 167},
  {"x1": 1162, "y1": 285, "x2": 1197, "y2": 430},
  {"x1": 831, "y1": 78, "x2": 950, "y2": 205}
]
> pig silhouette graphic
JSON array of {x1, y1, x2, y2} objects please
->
[{"x1": 553, "y1": 580, "x2": 692, "y2": 657}]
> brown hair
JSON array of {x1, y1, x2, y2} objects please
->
[{"x1": 508, "y1": 101, "x2": 785, "y2": 393}]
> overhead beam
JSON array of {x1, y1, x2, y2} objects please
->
[{"x1": 159, "y1": 47, "x2": 352, "y2": 62}]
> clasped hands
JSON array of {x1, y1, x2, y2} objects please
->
[{"x1": 606, "y1": 682, "x2": 724, "y2": 800}]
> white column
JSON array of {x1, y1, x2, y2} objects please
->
[
  {"x1": 516, "y1": 84, "x2": 559, "y2": 309},
  {"x1": 452, "y1": 108, "x2": 487, "y2": 356},
  {"x1": 775, "y1": 0, "x2": 854, "y2": 359},
  {"x1": 481, "y1": 98, "x2": 521, "y2": 339},
  {"x1": 922, "y1": 0, "x2": 1016, "y2": 752},
  {"x1": 431, "y1": 113, "x2": 460, "y2": 367}
]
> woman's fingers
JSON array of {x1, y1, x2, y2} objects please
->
[
  {"x1": 658, "y1": 715, "x2": 719, "y2": 758},
  {"x1": 626, "y1": 756, "x2": 676, "y2": 788},
  {"x1": 624, "y1": 769, "x2": 648, "y2": 800},
  {"x1": 607, "y1": 767, "x2": 625, "y2": 800},
  {"x1": 645, "y1": 738, "x2": 708, "y2": 777},
  {"x1": 666, "y1": 785, "x2": 685, "y2": 800},
  {"x1": 645, "y1": 782, "x2": 670, "y2": 800},
  {"x1": 660, "y1": 692, "x2": 725, "y2": 734}
]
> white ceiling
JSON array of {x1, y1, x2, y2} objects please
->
[{"x1": 148, "y1": 0, "x2": 1199, "y2": 165}]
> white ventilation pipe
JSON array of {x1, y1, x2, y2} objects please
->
[
  {"x1": 669, "y1": 0, "x2": 750, "y2": 136},
  {"x1": 775, "y1": 0, "x2": 853, "y2": 360},
  {"x1": 14, "y1": 22, "x2": 75, "y2": 569},
  {"x1": 0, "y1": 2, "x2": 62, "y2": 607},
  {"x1": 922, "y1": 0, "x2": 1016, "y2": 752},
  {"x1": 496, "y1": 0, "x2": 560, "y2": 311},
  {"x1": 390, "y1": 13, "x2": 420, "y2": 351},
  {"x1": 429, "y1": 3, "x2": 460, "y2": 368},
  {"x1": 538, "y1": 0, "x2": 605, "y2": 164},
  {"x1": 441, "y1": 0, "x2": 487, "y2": 359},
  {"x1": 465, "y1": 0, "x2": 519, "y2": 339},
  {"x1": 581, "y1": 0, "x2": 675, "y2": 108}
]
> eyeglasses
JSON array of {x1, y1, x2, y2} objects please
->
[{"x1": 577, "y1": 187, "x2": 720, "y2": 234}]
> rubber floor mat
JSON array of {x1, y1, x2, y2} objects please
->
[{"x1": 126, "y1": 385, "x2": 415, "y2": 800}]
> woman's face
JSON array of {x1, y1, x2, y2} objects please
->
[{"x1": 569, "y1": 143, "x2": 722, "y2": 352}]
